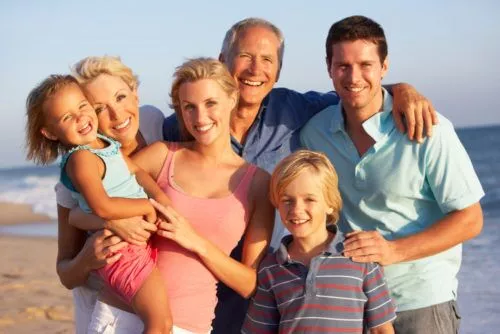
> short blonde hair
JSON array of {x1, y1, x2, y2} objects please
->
[
  {"x1": 72, "y1": 56, "x2": 139, "y2": 91},
  {"x1": 270, "y1": 150, "x2": 343, "y2": 225},
  {"x1": 170, "y1": 58, "x2": 239, "y2": 140},
  {"x1": 25, "y1": 74, "x2": 78, "y2": 165}
]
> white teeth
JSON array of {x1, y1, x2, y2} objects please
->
[
  {"x1": 242, "y1": 79, "x2": 263, "y2": 87},
  {"x1": 78, "y1": 122, "x2": 91, "y2": 134},
  {"x1": 346, "y1": 87, "x2": 364, "y2": 92},
  {"x1": 289, "y1": 219, "x2": 308, "y2": 225},
  {"x1": 195, "y1": 123, "x2": 214, "y2": 132},
  {"x1": 114, "y1": 118, "x2": 130, "y2": 130}
]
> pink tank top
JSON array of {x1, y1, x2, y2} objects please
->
[{"x1": 153, "y1": 142, "x2": 257, "y2": 333}]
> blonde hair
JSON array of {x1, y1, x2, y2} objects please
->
[
  {"x1": 170, "y1": 58, "x2": 239, "y2": 140},
  {"x1": 25, "y1": 74, "x2": 79, "y2": 165},
  {"x1": 72, "y1": 56, "x2": 139, "y2": 91},
  {"x1": 270, "y1": 150, "x2": 343, "y2": 225}
]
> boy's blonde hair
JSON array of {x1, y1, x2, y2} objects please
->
[
  {"x1": 25, "y1": 74, "x2": 79, "y2": 165},
  {"x1": 270, "y1": 150, "x2": 343, "y2": 225},
  {"x1": 72, "y1": 56, "x2": 139, "y2": 91},
  {"x1": 170, "y1": 58, "x2": 239, "y2": 140}
]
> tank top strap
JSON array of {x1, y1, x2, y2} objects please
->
[
  {"x1": 156, "y1": 141, "x2": 180, "y2": 190},
  {"x1": 233, "y1": 164, "x2": 258, "y2": 199}
]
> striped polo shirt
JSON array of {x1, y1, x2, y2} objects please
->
[{"x1": 242, "y1": 226, "x2": 396, "y2": 333}]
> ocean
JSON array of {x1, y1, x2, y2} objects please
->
[{"x1": 0, "y1": 125, "x2": 498, "y2": 333}]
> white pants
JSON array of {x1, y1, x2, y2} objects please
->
[
  {"x1": 72, "y1": 286, "x2": 98, "y2": 334},
  {"x1": 88, "y1": 300, "x2": 207, "y2": 334}
]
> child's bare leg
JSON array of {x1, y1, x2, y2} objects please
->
[{"x1": 132, "y1": 267, "x2": 172, "y2": 334}]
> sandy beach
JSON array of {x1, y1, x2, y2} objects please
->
[{"x1": 0, "y1": 202, "x2": 74, "y2": 334}]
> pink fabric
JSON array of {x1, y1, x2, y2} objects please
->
[
  {"x1": 154, "y1": 142, "x2": 257, "y2": 333},
  {"x1": 97, "y1": 243, "x2": 156, "y2": 303}
]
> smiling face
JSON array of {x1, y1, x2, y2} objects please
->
[
  {"x1": 41, "y1": 83, "x2": 98, "y2": 147},
  {"x1": 178, "y1": 78, "x2": 236, "y2": 146},
  {"x1": 277, "y1": 168, "x2": 334, "y2": 241},
  {"x1": 81, "y1": 74, "x2": 140, "y2": 147},
  {"x1": 328, "y1": 39, "x2": 388, "y2": 115},
  {"x1": 225, "y1": 26, "x2": 280, "y2": 109}
]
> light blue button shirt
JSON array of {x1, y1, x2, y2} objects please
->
[{"x1": 300, "y1": 89, "x2": 484, "y2": 311}]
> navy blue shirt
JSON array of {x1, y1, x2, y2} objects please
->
[{"x1": 162, "y1": 87, "x2": 340, "y2": 333}]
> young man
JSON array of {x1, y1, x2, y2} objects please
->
[{"x1": 301, "y1": 15, "x2": 484, "y2": 333}]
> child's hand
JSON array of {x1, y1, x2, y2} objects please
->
[
  {"x1": 370, "y1": 322, "x2": 394, "y2": 334},
  {"x1": 106, "y1": 216, "x2": 157, "y2": 245}
]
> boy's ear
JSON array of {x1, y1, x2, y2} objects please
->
[{"x1": 40, "y1": 127, "x2": 58, "y2": 141}]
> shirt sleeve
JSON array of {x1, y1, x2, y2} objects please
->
[
  {"x1": 138, "y1": 105, "x2": 165, "y2": 144},
  {"x1": 242, "y1": 264, "x2": 280, "y2": 333},
  {"x1": 55, "y1": 182, "x2": 78, "y2": 209},
  {"x1": 283, "y1": 89, "x2": 339, "y2": 129},
  {"x1": 162, "y1": 113, "x2": 182, "y2": 141},
  {"x1": 424, "y1": 116, "x2": 484, "y2": 213},
  {"x1": 363, "y1": 263, "x2": 396, "y2": 329}
]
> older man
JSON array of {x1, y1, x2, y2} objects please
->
[{"x1": 163, "y1": 18, "x2": 437, "y2": 333}]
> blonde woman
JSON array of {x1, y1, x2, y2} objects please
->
[{"x1": 130, "y1": 58, "x2": 274, "y2": 333}]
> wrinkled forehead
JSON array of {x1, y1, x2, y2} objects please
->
[{"x1": 233, "y1": 26, "x2": 281, "y2": 54}]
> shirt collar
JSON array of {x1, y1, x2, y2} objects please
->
[
  {"x1": 329, "y1": 87, "x2": 395, "y2": 142},
  {"x1": 276, "y1": 224, "x2": 345, "y2": 265},
  {"x1": 230, "y1": 93, "x2": 269, "y2": 149},
  {"x1": 362, "y1": 88, "x2": 395, "y2": 142}
]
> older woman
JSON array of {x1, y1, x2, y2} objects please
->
[{"x1": 55, "y1": 56, "x2": 166, "y2": 333}]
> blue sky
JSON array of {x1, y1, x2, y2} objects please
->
[{"x1": 1, "y1": 0, "x2": 498, "y2": 168}]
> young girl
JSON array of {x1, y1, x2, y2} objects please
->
[
  {"x1": 25, "y1": 74, "x2": 171, "y2": 334},
  {"x1": 242, "y1": 150, "x2": 396, "y2": 334}
]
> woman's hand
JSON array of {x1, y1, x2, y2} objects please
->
[
  {"x1": 79, "y1": 229, "x2": 128, "y2": 271},
  {"x1": 106, "y1": 216, "x2": 158, "y2": 246},
  {"x1": 150, "y1": 199, "x2": 205, "y2": 255}
]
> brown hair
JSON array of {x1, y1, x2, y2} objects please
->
[
  {"x1": 326, "y1": 15, "x2": 388, "y2": 66},
  {"x1": 270, "y1": 150, "x2": 343, "y2": 225},
  {"x1": 170, "y1": 58, "x2": 239, "y2": 140},
  {"x1": 25, "y1": 74, "x2": 79, "y2": 165}
]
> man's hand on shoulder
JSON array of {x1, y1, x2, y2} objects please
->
[
  {"x1": 391, "y1": 83, "x2": 438, "y2": 143},
  {"x1": 343, "y1": 230, "x2": 399, "y2": 266}
]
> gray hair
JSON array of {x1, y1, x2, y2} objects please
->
[{"x1": 220, "y1": 18, "x2": 285, "y2": 77}]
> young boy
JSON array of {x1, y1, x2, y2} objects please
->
[{"x1": 242, "y1": 150, "x2": 395, "y2": 334}]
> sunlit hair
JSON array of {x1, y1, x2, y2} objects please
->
[
  {"x1": 25, "y1": 74, "x2": 79, "y2": 165},
  {"x1": 270, "y1": 150, "x2": 343, "y2": 225},
  {"x1": 170, "y1": 58, "x2": 239, "y2": 140},
  {"x1": 220, "y1": 17, "x2": 285, "y2": 79},
  {"x1": 326, "y1": 15, "x2": 388, "y2": 66},
  {"x1": 72, "y1": 56, "x2": 139, "y2": 91}
]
